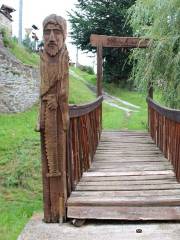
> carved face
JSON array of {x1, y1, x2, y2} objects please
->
[{"x1": 43, "y1": 23, "x2": 64, "y2": 56}]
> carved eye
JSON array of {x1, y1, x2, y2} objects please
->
[
  {"x1": 44, "y1": 29, "x2": 51, "y2": 35},
  {"x1": 54, "y1": 29, "x2": 62, "y2": 35}
]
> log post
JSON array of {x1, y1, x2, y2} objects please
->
[
  {"x1": 39, "y1": 14, "x2": 69, "y2": 223},
  {"x1": 97, "y1": 45, "x2": 103, "y2": 97}
]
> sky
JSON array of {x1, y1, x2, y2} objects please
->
[{"x1": 0, "y1": 0, "x2": 95, "y2": 66}]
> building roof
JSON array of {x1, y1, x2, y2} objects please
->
[
  {"x1": 0, "y1": 4, "x2": 16, "y2": 21},
  {"x1": 1, "y1": 4, "x2": 16, "y2": 13}
]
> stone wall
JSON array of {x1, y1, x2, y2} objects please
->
[
  {"x1": 0, "y1": 33, "x2": 3, "y2": 47},
  {"x1": 0, "y1": 12, "x2": 12, "y2": 35},
  {"x1": 0, "y1": 46, "x2": 40, "y2": 113}
]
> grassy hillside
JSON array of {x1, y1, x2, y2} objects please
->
[
  {"x1": 10, "y1": 43, "x2": 39, "y2": 66},
  {"x1": 0, "y1": 67, "x2": 148, "y2": 240},
  {"x1": 0, "y1": 105, "x2": 41, "y2": 240},
  {"x1": 0, "y1": 71, "x2": 96, "y2": 240},
  {"x1": 69, "y1": 73, "x2": 96, "y2": 104},
  {"x1": 1, "y1": 28, "x2": 39, "y2": 66}
]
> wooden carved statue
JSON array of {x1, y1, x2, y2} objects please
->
[{"x1": 39, "y1": 14, "x2": 69, "y2": 223}]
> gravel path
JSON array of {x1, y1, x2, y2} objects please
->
[{"x1": 18, "y1": 213, "x2": 180, "y2": 240}]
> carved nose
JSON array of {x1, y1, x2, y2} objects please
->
[{"x1": 49, "y1": 31, "x2": 55, "y2": 41}]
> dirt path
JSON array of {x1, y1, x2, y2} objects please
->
[{"x1": 70, "y1": 69, "x2": 140, "y2": 114}]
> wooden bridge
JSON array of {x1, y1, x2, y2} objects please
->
[
  {"x1": 40, "y1": 34, "x2": 180, "y2": 225},
  {"x1": 67, "y1": 99, "x2": 180, "y2": 221}
]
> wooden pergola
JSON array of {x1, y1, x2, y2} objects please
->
[{"x1": 90, "y1": 34, "x2": 150, "y2": 96}]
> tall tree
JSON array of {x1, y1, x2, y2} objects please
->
[
  {"x1": 129, "y1": 0, "x2": 180, "y2": 108},
  {"x1": 68, "y1": 0, "x2": 135, "y2": 86}
]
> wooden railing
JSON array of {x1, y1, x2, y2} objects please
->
[
  {"x1": 66, "y1": 96, "x2": 103, "y2": 197},
  {"x1": 147, "y1": 97, "x2": 180, "y2": 181},
  {"x1": 40, "y1": 95, "x2": 103, "y2": 223}
]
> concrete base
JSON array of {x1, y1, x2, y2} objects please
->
[{"x1": 18, "y1": 213, "x2": 180, "y2": 240}]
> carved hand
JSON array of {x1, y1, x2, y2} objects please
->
[{"x1": 43, "y1": 94, "x2": 58, "y2": 111}]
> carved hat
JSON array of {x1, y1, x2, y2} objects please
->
[{"x1": 43, "y1": 14, "x2": 67, "y2": 40}]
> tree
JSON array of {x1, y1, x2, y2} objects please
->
[
  {"x1": 68, "y1": 0, "x2": 135, "y2": 86},
  {"x1": 129, "y1": 0, "x2": 180, "y2": 108},
  {"x1": 22, "y1": 35, "x2": 32, "y2": 52}
]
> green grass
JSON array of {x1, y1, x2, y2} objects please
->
[
  {"x1": 102, "y1": 83, "x2": 147, "y2": 130},
  {"x1": 0, "y1": 32, "x2": 41, "y2": 239},
  {"x1": 104, "y1": 82, "x2": 146, "y2": 106},
  {"x1": 0, "y1": 70, "x2": 96, "y2": 240},
  {"x1": 10, "y1": 44, "x2": 40, "y2": 66},
  {"x1": 71, "y1": 66, "x2": 97, "y2": 85},
  {"x1": 69, "y1": 74, "x2": 95, "y2": 104},
  {"x1": 0, "y1": 105, "x2": 42, "y2": 240},
  {"x1": 1, "y1": 28, "x2": 39, "y2": 66},
  {"x1": 0, "y1": 67, "x2": 149, "y2": 239},
  {"x1": 0, "y1": 190, "x2": 42, "y2": 240},
  {"x1": 103, "y1": 102, "x2": 147, "y2": 130},
  {"x1": 71, "y1": 67, "x2": 148, "y2": 130}
]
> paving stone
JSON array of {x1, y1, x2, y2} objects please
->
[{"x1": 18, "y1": 213, "x2": 180, "y2": 240}]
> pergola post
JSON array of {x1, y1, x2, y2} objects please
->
[
  {"x1": 97, "y1": 45, "x2": 103, "y2": 97},
  {"x1": 90, "y1": 34, "x2": 149, "y2": 98}
]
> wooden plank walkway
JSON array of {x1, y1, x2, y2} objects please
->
[{"x1": 67, "y1": 131, "x2": 180, "y2": 220}]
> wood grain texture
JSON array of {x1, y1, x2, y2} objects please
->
[
  {"x1": 69, "y1": 96, "x2": 103, "y2": 118},
  {"x1": 90, "y1": 34, "x2": 149, "y2": 48},
  {"x1": 68, "y1": 196, "x2": 180, "y2": 207},
  {"x1": 67, "y1": 85, "x2": 103, "y2": 212},
  {"x1": 40, "y1": 15, "x2": 69, "y2": 222},
  {"x1": 68, "y1": 206, "x2": 180, "y2": 220},
  {"x1": 67, "y1": 131, "x2": 180, "y2": 221},
  {"x1": 71, "y1": 189, "x2": 180, "y2": 197},
  {"x1": 40, "y1": 29, "x2": 180, "y2": 223},
  {"x1": 147, "y1": 97, "x2": 180, "y2": 181},
  {"x1": 97, "y1": 45, "x2": 103, "y2": 96}
]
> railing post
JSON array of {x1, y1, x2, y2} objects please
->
[
  {"x1": 147, "y1": 98, "x2": 180, "y2": 182},
  {"x1": 68, "y1": 97, "x2": 103, "y2": 188},
  {"x1": 147, "y1": 81, "x2": 153, "y2": 132},
  {"x1": 97, "y1": 45, "x2": 103, "y2": 97},
  {"x1": 148, "y1": 81, "x2": 153, "y2": 99},
  {"x1": 39, "y1": 14, "x2": 69, "y2": 223}
]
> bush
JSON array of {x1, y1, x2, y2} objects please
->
[
  {"x1": 23, "y1": 36, "x2": 33, "y2": 53},
  {"x1": 0, "y1": 28, "x2": 15, "y2": 48},
  {"x1": 78, "y1": 65, "x2": 94, "y2": 75}
]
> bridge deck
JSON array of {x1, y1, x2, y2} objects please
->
[{"x1": 67, "y1": 131, "x2": 180, "y2": 220}]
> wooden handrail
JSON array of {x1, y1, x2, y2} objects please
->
[
  {"x1": 69, "y1": 96, "x2": 103, "y2": 118},
  {"x1": 147, "y1": 97, "x2": 180, "y2": 181},
  {"x1": 147, "y1": 97, "x2": 180, "y2": 123},
  {"x1": 66, "y1": 96, "x2": 103, "y2": 197}
]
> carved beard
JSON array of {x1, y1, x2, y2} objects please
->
[{"x1": 45, "y1": 43, "x2": 59, "y2": 57}]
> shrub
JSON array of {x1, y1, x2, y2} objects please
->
[
  {"x1": 78, "y1": 65, "x2": 94, "y2": 75},
  {"x1": 0, "y1": 28, "x2": 16, "y2": 48}
]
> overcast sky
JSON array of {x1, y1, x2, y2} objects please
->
[{"x1": 0, "y1": 0, "x2": 95, "y2": 65}]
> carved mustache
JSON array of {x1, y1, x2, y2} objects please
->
[{"x1": 47, "y1": 42, "x2": 58, "y2": 47}]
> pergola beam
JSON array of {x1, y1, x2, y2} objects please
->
[
  {"x1": 90, "y1": 34, "x2": 149, "y2": 48},
  {"x1": 90, "y1": 34, "x2": 150, "y2": 98}
]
